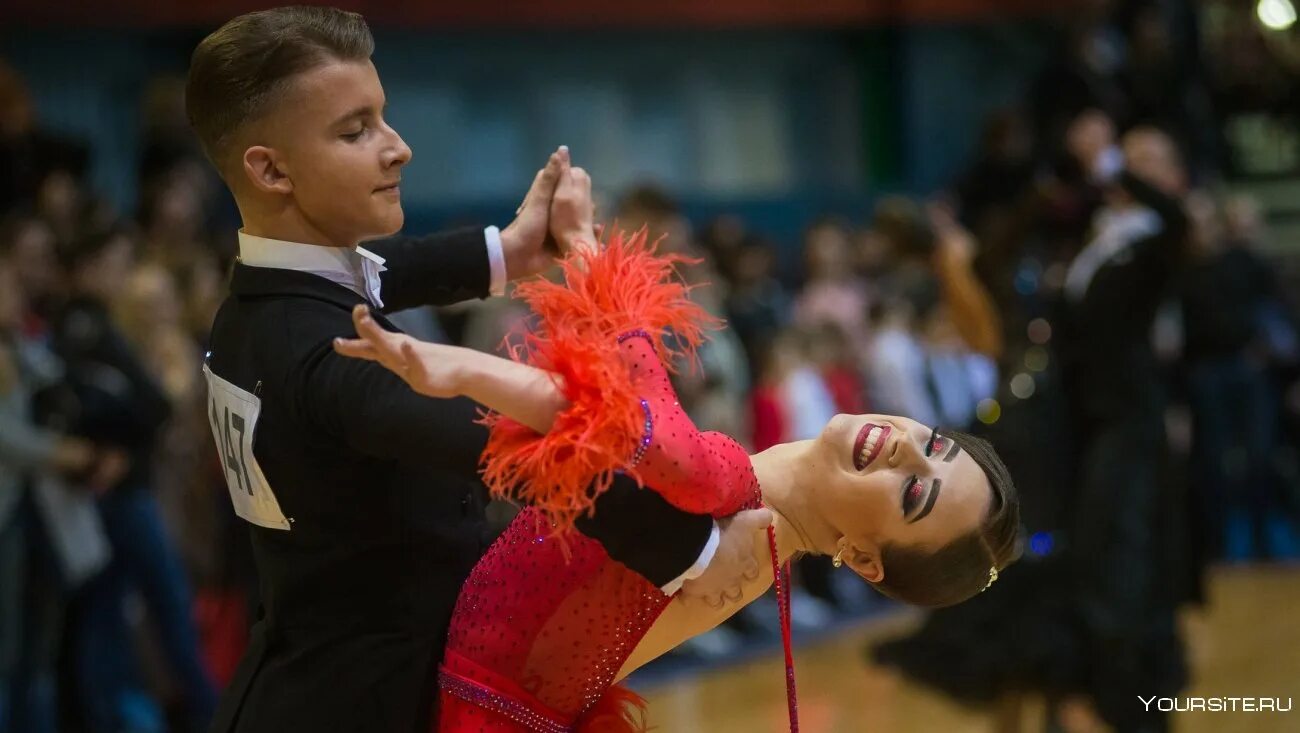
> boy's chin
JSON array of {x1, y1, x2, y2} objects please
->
[{"x1": 371, "y1": 208, "x2": 405, "y2": 237}]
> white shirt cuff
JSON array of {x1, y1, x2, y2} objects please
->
[
  {"x1": 484, "y1": 226, "x2": 507, "y2": 297},
  {"x1": 660, "y1": 520, "x2": 721, "y2": 596}
]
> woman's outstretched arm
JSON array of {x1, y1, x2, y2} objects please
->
[{"x1": 333, "y1": 304, "x2": 571, "y2": 434}]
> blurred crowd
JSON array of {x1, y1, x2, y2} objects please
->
[
  {"x1": 2, "y1": 58, "x2": 236, "y2": 733},
  {"x1": 2, "y1": 1, "x2": 1300, "y2": 732}
]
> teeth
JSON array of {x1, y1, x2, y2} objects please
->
[{"x1": 858, "y1": 426, "x2": 883, "y2": 467}]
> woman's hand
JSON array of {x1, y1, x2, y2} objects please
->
[
  {"x1": 549, "y1": 165, "x2": 599, "y2": 258},
  {"x1": 333, "y1": 304, "x2": 468, "y2": 399}
]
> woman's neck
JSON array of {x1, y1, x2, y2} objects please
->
[{"x1": 749, "y1": 440, "x2": 836, "y2": 563}]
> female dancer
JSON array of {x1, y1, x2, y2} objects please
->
[{"x1": 334, "y1": 186, "x2": 1019, "y2": 733}]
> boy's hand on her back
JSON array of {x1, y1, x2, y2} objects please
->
[
  {"x1": 500, "y1": 146, "x2": 571, "y2": 281},
  {"x1": 678, "y1": 508, "x2": 774, "y2": 610}
]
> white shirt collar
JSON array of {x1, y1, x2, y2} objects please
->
[{"x1": 237, "y1": 231, "x2": 387, "y2": 308}]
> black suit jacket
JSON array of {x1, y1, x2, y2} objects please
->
[{"x1": 206, "y1": 228, "x2": 712, "y2": 733}]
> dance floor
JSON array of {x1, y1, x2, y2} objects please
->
[{"x1": 640, "y1": 566, "x2": 1300, "y2": 733}]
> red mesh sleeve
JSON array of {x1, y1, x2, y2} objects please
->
[{"x1": 476, "y1": 230, "x2": 721, "y2": 532}]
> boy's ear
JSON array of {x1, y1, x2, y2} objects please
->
[{"x1": 242, "y1": 145, "x2": 294, "y2": 195}]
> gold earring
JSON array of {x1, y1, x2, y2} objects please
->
[
  {"x1": 981, "y1": 565, "x2": 999, "y2": 592},
  {"x1": 833, "y1": 547, "x2": 845, "y2": 568}
]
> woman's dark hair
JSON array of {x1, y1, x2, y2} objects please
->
[
  {"x1": 185, "y1": 6, "x2": 374, "y2": 178},
  {"x1": 870, "y1": 430, "x2": 1021, "y2": 608}
]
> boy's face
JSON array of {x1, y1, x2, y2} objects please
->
[{"x1": 246, "y1": 58, "x2": 411, "y2": 245}]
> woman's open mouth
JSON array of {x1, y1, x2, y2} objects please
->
[{"x1": 852, "y1": 422, "x2": 891, "y2": 471}]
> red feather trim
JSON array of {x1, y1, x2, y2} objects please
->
[{"x1": 477, "y1": 229, "x2": 719, "y2": 533}]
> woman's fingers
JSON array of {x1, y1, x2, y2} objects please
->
[
  {"x1": 333, "y1": 337, "x2": 379, "y2": 362},
  {"x1": 352, "y1": 304, "x2": 409, "y2": 358},
  {"x1": 399, "y1": 342, "x2": 428, "y2": 383},
  {"x1": 352, "y1": 304, "x2": 387, "y2": 341},
  {"x1": 345, "y1": 305, "x2": 422, "y2": 379}
]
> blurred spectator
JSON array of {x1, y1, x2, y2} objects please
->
[
  {"x1": 723, "y1": 235, "x2": 790, "y2": 374},
  {"x1": 36, "y1": 164, "x2": 109, "y2": 253},
  {"x1": 921, "y1": 307, "x2": 998, "y2": 429},
  {"x1": 138, "y1": 76, "x2": 214, "y2": 207},
  {"x1": 806, "y1": 322, "x2": 867, "y2": 416},
  {"x1": 53, "y1": 225, "x2": 217, "y2": 733},
  {"x1": 1179, "y1": 192, "x2": 1300, "y2": 563},
  {"x1": 114, "y1": 264, "x2": 221, "y2": 577},
  {"x1": 929, "y1": 203, "x2": 1004, "y2": 361},
  {"x1": 116, "y1": 265, "x2": 201, "y2": 405},
  {"x1": 696, "y1": 214, "x2": 749, "y2": 284},
  {"x1": 749, "y1": 329, "x2": 836, "y2": 451},
  {"x1": 745, "y1": 326, "x2": 843, "y2": 622},
  {"x1": 749, "y1": 332, "x2": 798, "y2": 453},
  {"x1": 868, "y1": 195, "x2": 933, "y2": 269},
  {"x1": 0, "y1": 60, "x2": 92, "y2": 220},
  {"x1": 1, "y1": 253, "x2": 106, "y2": 733},
  {"x1": 616, "y1": 184, "x2": 751, "y2": 440},
  {"x1": 0, "y1": 210, "x2": 63, "y2": 328},
  {"x1": 137, "y1": 178, "x2": 226, "y2": 342},
  {"x1": 866, "y1": 271, "x2": 944, "y2": 425},
  {"x1": 864, "y1": 199, "x2": 1001, "y2": 427},
  {"x1": 953, "y1": 108, "x2": 1039, "y2": 238},
  {"x1": 793, "y1": 217, "x2": 871, "y2": 355}
]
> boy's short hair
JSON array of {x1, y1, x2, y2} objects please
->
[{"x1": 185, "y1": 6, "x2": 374, "y2": 179}]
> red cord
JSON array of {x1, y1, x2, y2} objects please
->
[{"x1": 767, "y1": 524, "x2": 799, "y2": 731}]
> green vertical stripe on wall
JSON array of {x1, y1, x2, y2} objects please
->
[{"x1": 857, "y1": 27, "x2": 901, "y2": 187}]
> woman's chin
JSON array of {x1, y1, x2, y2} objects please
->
[{"x1": 822, "y1": 413, "x2": 858, "y2": 444}]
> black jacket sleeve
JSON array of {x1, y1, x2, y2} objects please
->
[
  {"x1": 292, "y1": 327, "x2": 488, "y2": 476},
  {"x1": 289, "y1": 307, "x2": 713, "y2": 586},
  {"x1": 365, "y1": 227, "x2": 492, "y2": 312}
]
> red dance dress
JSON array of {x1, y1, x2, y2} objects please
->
[{"x1": 434, "y1": 233, "x2": 761, "y2": 732}]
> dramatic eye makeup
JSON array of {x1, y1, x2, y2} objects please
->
[
  {"x1": 928, "y1": 426, "x2": 962, "y2": 463},
  {"x1": 900, "y1": 475, "x2": 941, "y2": 522},
  {"x1": 901, "y1": 426, "x2": 951, "y2": 522},
  {"x1": 926, "y1": 426, "x2": 944, "y2": 457},
  {"x1": 901, "y1": 476, "x2": 926, "y2": 516}
]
